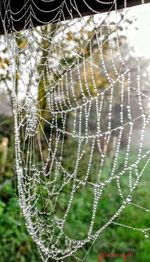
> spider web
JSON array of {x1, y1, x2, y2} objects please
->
[{"x1": 1, "y1": 0, "x2": 150, "y2": 261}]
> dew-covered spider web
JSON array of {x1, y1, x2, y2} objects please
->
[{"x1": 0, "y1": 0, "x2": 150, "y2": 261}]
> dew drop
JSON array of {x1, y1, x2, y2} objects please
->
[
  {"x1": 145, "y1": 233, "x2": 149, "y2": 239},
  {"x1": 126, "y1": 195, "x2": 132, "y2": 203}
]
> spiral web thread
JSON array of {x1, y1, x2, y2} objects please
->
[{"x1": 1, "y1": 0, "x2": 150, "y2": 261}]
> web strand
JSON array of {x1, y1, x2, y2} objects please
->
[{"x1": 0, "y1": 1, "x2": 150, "y2": 261}]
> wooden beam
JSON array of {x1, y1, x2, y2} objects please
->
[{"x1": 0, "y1": 0, "x2": 150, "y2": 34}]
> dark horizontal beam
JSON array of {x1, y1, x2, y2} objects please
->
[{"x1": 0, "y1": 0, "x2": 150, "y2": 34}]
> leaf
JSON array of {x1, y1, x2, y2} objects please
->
[
  {"x1": 19, "y1": 39, "x2": 28, "y2": 49},
  {"x1": 16, "y1": 71, "x2": 20, "y2": 80},
  {"x1": 0, "y1": 57, "x2": 9, "y2": 69},
  {"x1": 67, "y1": 32, "x2": 74, "y2": 41},
  {"x1": 0, "y1": 201, "x2": 5, "y2": 216}
]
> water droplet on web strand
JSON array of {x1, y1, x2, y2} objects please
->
[
  {"x1": 144, "y1": 233, "x2": 149, "y2": 239},
  {"x1": 126, "y1": 195, "x2": 132, "y2": 203}
]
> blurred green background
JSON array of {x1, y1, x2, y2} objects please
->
[
  {"x1": 0, "y1": 9, "x2": 150, "y2": 262},
  {"x1": 0, "y1": 114, "x2": 150, "y2": 262}
]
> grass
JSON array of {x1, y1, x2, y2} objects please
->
[{"x1": 0, "y1": 139, "x2": 150, "y2": 261}]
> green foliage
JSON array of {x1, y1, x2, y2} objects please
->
[
  {"x1": 1, "y1": 16, "x2": 150, "y2": 261},
  {"x1": 0, "y1": 181, "x2": 40, "y2": 262},
  {"x1": 0, "y1": 134, "x2": 150, "y2": 261},
  {"x1": 0, "y1": 116, "x2": 40, "y2": 261}
]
